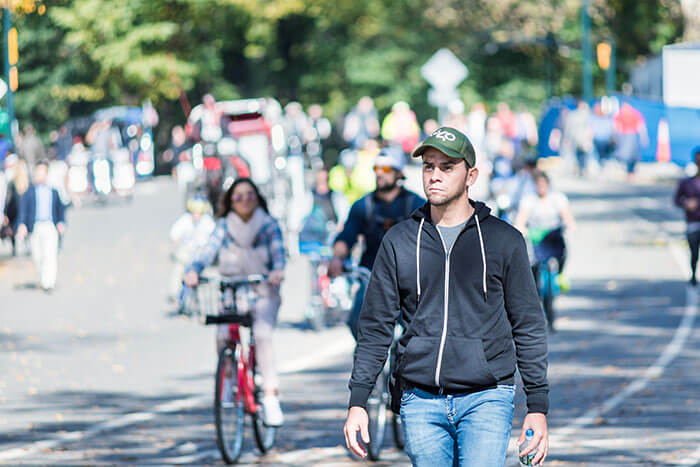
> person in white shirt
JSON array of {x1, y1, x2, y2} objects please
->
[
  {"x1": 168, "y1": 195, "x2": 216, "y2": 300},
  {"x1": 16, "y1": 161, "x2": 66, "y2": 292}
]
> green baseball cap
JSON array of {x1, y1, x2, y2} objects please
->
[{"x1": 411, "y1": 126, "x2": 476, "y2": 168}]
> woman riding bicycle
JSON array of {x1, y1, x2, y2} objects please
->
[{"x1": 184, "y1": 178, "x2": 286, "y2": 427}]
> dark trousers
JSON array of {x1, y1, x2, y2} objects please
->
[{"x1": 688, "y1": 230, "x2": 700, "y2": 280}]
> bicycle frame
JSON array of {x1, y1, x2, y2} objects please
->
[{"x1": 226, "y1": 323, "x2": 259, "y2": 416}]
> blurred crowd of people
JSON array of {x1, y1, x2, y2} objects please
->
[
  {"x1": 0, "y1": 125, "x2": 68, "y2": 293},
  {"x1": 552, "y1": 99, "x2": 649, "y2": 181}
]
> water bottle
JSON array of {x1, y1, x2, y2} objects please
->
[{"x1": 519, "y1": 429, "x2": 536, "y2": 465}]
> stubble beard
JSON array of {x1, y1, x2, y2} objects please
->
[
  {"x1": 427, "y1": 184, "x2": 467, "y2": 207},
  {"x1": 376, "y1": 179, "x2": 398, "y2": 193}
]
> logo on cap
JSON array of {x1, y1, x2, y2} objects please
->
[{"x1": 431, "y1": 129, "x2": 456, "y2": 142}]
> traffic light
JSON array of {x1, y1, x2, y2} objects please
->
[
  {"x1": 7, "y1": 27, "x2": 17, "y2": 66},
  {"x1": 597, "y1": 42, "x2": 611, "y2": 70},
  {"x1": 9, "y1": 66, "x2": 17, "y2": 91}
]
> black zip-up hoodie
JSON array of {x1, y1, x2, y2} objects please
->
[{"x1": 349, "y1": 200, "x2": 549, "y2": 414}]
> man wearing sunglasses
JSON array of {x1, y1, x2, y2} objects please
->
[{"x1": 329, "y1": 146, "x2": 424, "y2": 339}]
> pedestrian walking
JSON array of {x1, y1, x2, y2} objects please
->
[
  {"x1": 380, "y1": 101, "x2": 421, "y2": 156},
  {"x1": 343, "y1": 127, "x2": 549, "y2": 466},
  {"x1": 563, "y1": 100, "x2": 594, "y2": 176},
  {"x1": 4, "y1": 156, "x2": 30, "y2": 255},
  {"x1": 613, "y1": 103, "x2": 648, "y2": 182},
  {"x1": 17, "y1": 124, "x2": 46, "y2": 169},
  {"x1": 16, "y1": 160, "x2": 66, "y2": 292},
  {"x1": 343, "y1": 96, "x2": 380, "y2": 150},
  {"x1": 591, "y1": 103, "x2": 614, "y2": 163},
  {"x1": 674, "y1": 148, "x2": 700, "y2": 286}
]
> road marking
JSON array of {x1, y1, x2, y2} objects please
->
[
  {"x1": 506, "y1": 192, "x2": 698, "y2": 466},
  {"x1": 0, "y1": 333, "x2": 355, "y2": 461},
  {"x1": 674, "y1": 443, "x2": 700, "y2": 465},
  {"x1": 548, "y1": 202, "x2": 697, "y2": 446},
  {"x1": 549, "y1": 285, "x2": 697, "y2": 444}
]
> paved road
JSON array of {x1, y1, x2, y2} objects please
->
[{"x1": 0, "y1": 172, "x2": 698, "y2": 466}]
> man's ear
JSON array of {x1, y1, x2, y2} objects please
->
[{"x1": 466, "y1": 166, "x2": 479, "y2": 187}]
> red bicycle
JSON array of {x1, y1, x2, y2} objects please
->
[{"x1": 203, "y1": 274, "x2": 276, "y2": 464}]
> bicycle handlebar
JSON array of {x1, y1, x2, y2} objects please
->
[
  {"x1": 218, "y1": 274, "x2": 268, "y2": 289},
  {"x1": 205, "y1": 313, "x2": 253, "y2": 327},
  {"x1": 342, "y1": 263, "x2": 371, "y2": 281},
  {"x1": 186, "y1": 274, "x2": 268, "y2": 289}
]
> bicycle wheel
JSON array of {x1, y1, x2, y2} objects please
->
[
  {"x1": 392, "y1": 411, "x2": 406, "y2": 450},
  {"x1": 214, "y1": 345, "x2": 244, "y2": 464},
  {"x1": 252, "y1": 401, "x2": 276, "y2": 453},
  {"x1": 366, "y1": 369, "x2": 388, "y2": 460},
  {"x1": 543, "y1": 263, "x2": 555, "y2": 331},
  {"x1": 251, "y1": 349, "x2": 276, "y2": 453}
]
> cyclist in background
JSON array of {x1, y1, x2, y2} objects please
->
[
  {"x1": 514, "y1": 171, "x2": 576, "y2": 297},
  {"x1": 184, "y1": 178, "x2": 286, "y2": 427},
  {"x1": 328, "y1": 147, "x2": 424, "y2": 339},
  {"x1": 168, "y1": 194, "x2": 216, "y2": 302}
]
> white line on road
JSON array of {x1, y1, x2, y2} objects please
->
[
  {"x1": 548, "y1": 206, "x2": 697, "y2": 446},
  {"x1": 674, "y1": 443, "x2": 700, "y2": 465},
  {"x1": 506, "y1": 193, "x2": 698, "y2": 466},
  {"x1": 0, "y1": 332, "x2": 355, "y2": 462}
]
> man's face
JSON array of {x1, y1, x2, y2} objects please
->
[
  {"x1": 34, "y1": 165, "x2": 48, "y2": 185},
  {"x1": 374, "y1": 164, "x2": 400, "y2": 192},
  {"x1": 422, "y1": 148, "x2": 477, "y2": 206}
]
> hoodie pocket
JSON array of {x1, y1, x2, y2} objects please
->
[
  {"x1": 439, "y1": 337, "x2": 498, "y2": 388},
  {"x1": 399, "y1": 336, "x2": 440, "y2": 384}
]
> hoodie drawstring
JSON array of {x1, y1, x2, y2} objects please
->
[
  {"x1": 414, "y1": 213, "x2": 487, "y2": 303},
  {"x1": 416, "y1": 218, "x2": 424, "y2": 302},
  {"x1": 475, "y1": 214, "x2": 487, "y2": 299}
]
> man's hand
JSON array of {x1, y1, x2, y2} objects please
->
[
  {"x1": 16, "y1": 224, "x2": 28, "y2": 240},
  {"x1": 268, "y1": 270, "x2": 284, "y2": 286},
  {"x1": 518, "y1": 412, "x2": 548, "y2": 466},
  {"x1": 183, "y1": 270, "x2": 199, "y2": 288},
  {"x1": 328, "y1": 256, "x2": 344, "y2": 278},
  {"x1": 684, "y1": 198, "x2": 699, "y2": 212},
  {"x1": 343, "y1": 406, "x2": 369, "y2": 458},
  {"x1": 56, "y1": 222, "x2": 66, "y2": 236}
]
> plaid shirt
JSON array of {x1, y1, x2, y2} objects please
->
[{"x1": 187, "y1": 215, "x2": 286, "y2": 275}]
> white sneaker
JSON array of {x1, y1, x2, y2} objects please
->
[{"x1": 261, "y1": 395, "x2": 284, "y2": 427}]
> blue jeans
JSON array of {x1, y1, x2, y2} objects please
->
[{"x1": 400, "y1": 385, "x2": 515, "y2": 467}]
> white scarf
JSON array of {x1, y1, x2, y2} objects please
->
[{"x1": 219, "y1": 208, "x2": 270, "y2": 277}]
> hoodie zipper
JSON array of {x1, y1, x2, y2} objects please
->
[{"x1": 433, "y1": 224, "x2": 463, "y2": 388}]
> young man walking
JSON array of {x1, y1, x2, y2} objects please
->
[
  {"x1": 343, "y1": 127, "x2": 549, "y2": 466},
  {"x1": 16, "y1": 160, "x2": 66, "y2": 292}
]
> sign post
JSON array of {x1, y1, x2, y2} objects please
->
[
  {"x1": 3, "y1": 6, "x2": 15, "y2": 146},
  {"x1": 421, "y1": 48, "x2": 468, "y2": 123}
]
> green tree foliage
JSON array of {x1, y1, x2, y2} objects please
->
[{"x1": 2, "y1": 0, "x2": 687, "y2": 139}]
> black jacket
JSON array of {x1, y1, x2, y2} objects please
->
[{"x1": 349, "y1": 201, "x2": 549, "y2": 414}]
